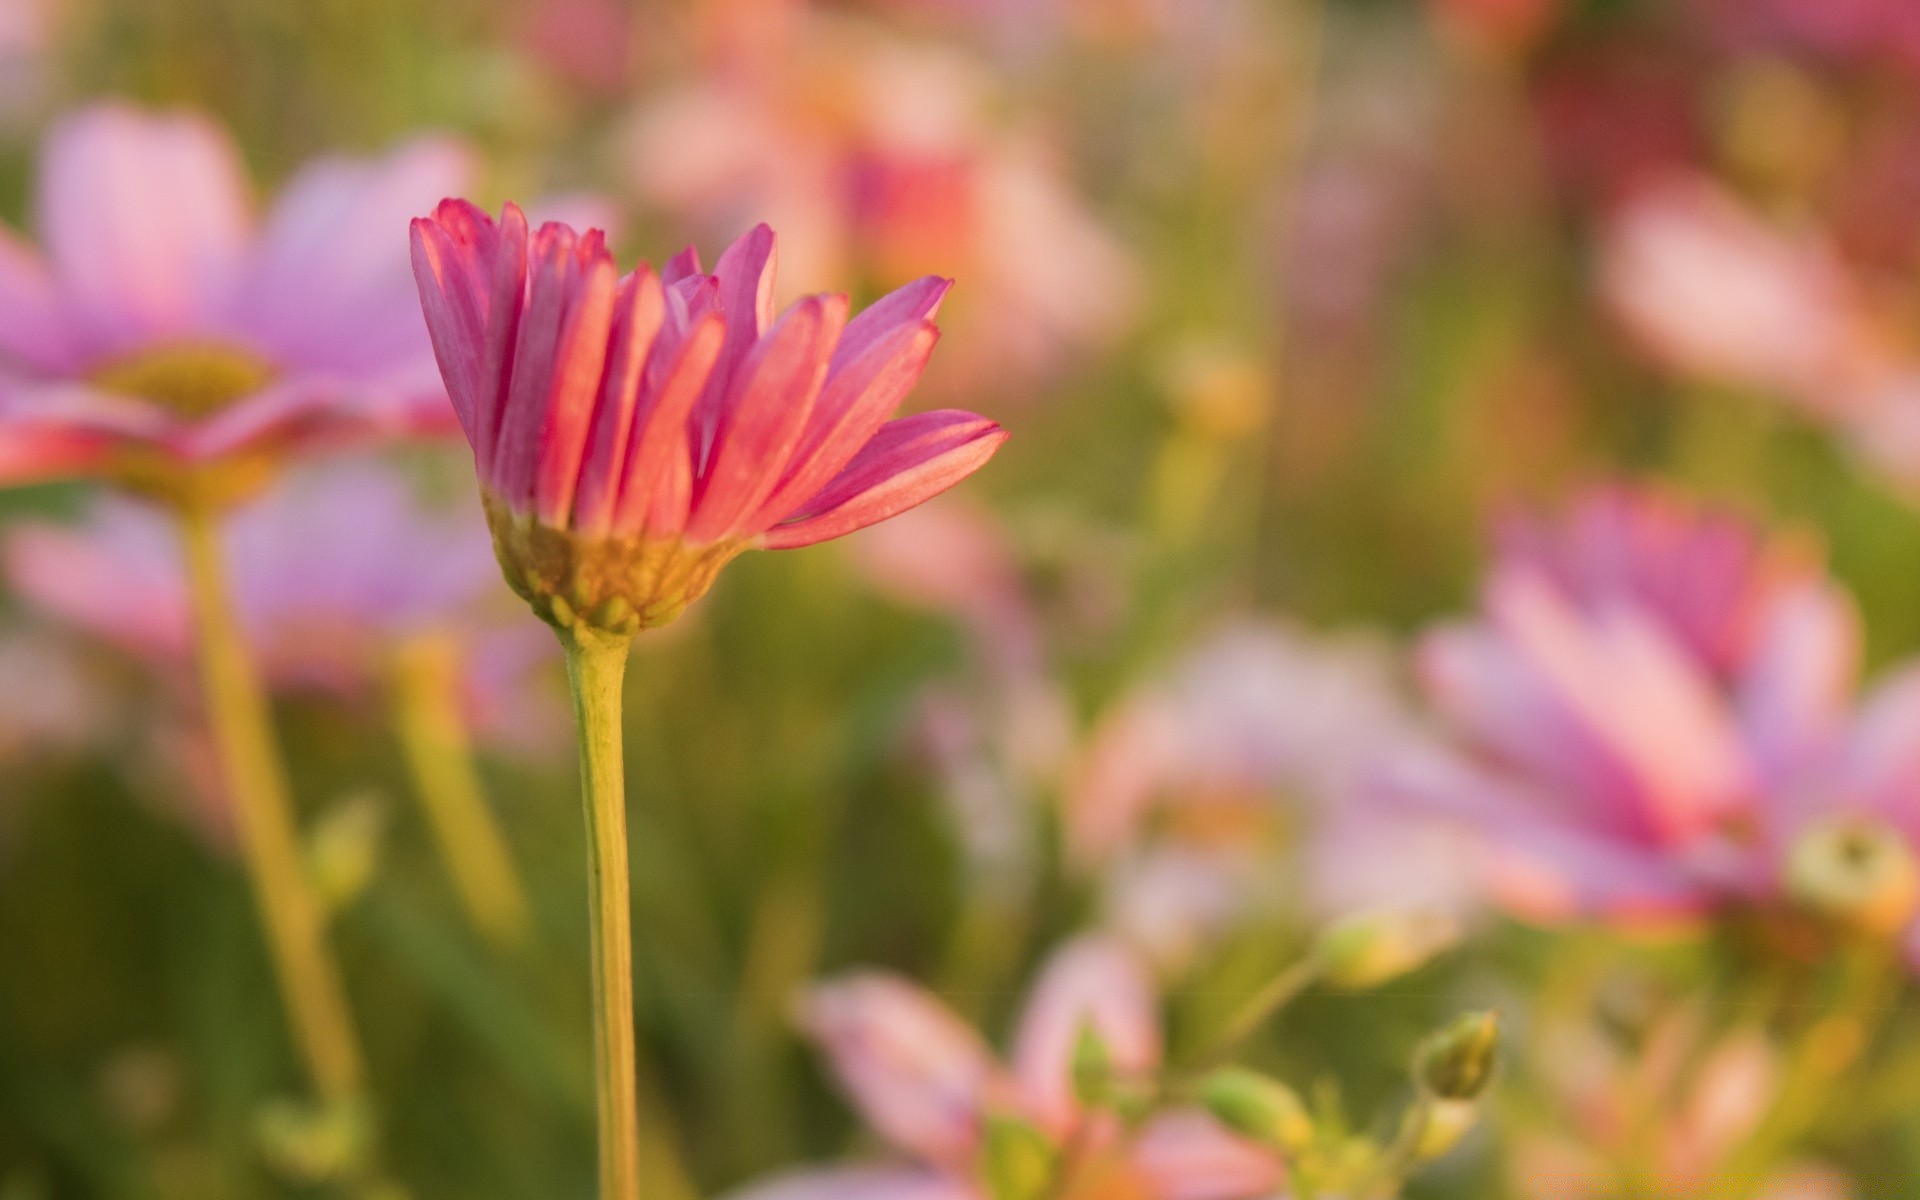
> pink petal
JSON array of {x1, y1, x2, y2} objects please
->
[
  {"x1": 686, "y1": 294, "x2": 845, "y2": 543},
  {"x1": 0, "y1": 226, "x2": 81, "y2": 372},
  {"x1": 830, "y1": 276, "x2": 951, "y2": 376},
  {"x1": 752, "y1": 318, "x2": 940, "y2": 533},
  {"x1": 762, "y1": 411, "x2": 1007, "y2": 550},
  {"x1": 571, "y1": 269, "x2": 665, "y2": 537},
  {"x1": 725, "y1": 1167, "x2": 977, "y2": 1200},
  {"x1": 3, "y1": 501, "x2": 194, "y2": 660},
  {"x1": 1010, "y1": 937, "x2": 1161, "y2": 1133},
  {"x1": 487, "y1": 223, "x2": 616, "y2": 517},
  {"x1": 802, "y1": 973, "x2": 1002, "y2": 1167},
  {"x1": 235, "y1": 136, "x2": 474, "y2": 373},
  {"x1": 692, "y1": 223, "x2": 778, "y2": 462},
  {"x1": 662, "y1": 244, "x2": 703, "y2": 285},
  {"x1": 1736, "y1": 582, "x2": 1859, "y2": 784},
  {"x1": 1129, "y1": 1111, "x2": 1285, "y2": 1200},
  {"x1": 410, "y1": 200, "x2": 530, "y2": 475},
  {"x1": 38, "y1": 103, "x2": 250, "y2": 359},
  {"x1": 1484, "y1": 568, "x2": 1756, "y2": 847},
  {"x1": 609, "y1": 311, "x2": 724, "y2": 539}
]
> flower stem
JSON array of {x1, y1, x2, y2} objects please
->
[
  {"x1": 388, "y1": 632, "x2": 533, "y2": 950},
  {"x1": 563, "y1": 628, "x2": 642, "y2": 1200},
  {"x1": 176, "y1": 501, "x2": 365, "y2": 1106}
]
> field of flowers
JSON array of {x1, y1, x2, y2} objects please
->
[{"x1": 6, "y1": 0, "x2": 1920, "y2": 1197}]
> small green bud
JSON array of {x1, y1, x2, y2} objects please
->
[
  {"x1": 1071, "y1": 1021, "x2": 1116, "y2": 1109},
  {"x1": 1787, "y1": 815, "x2": 1920, "y2": 936},
  {"x1": 1418, "y1": 1011, "x2": 1500, "y2": 1101},
  {"x1": 306, "y1": 793, "x2": 387, "y2": 915},
  {"x1": 980, "y1": 1113, "x2": 1056, "y2": 1200},
  {"x1": 1200, "y1": 1068, "x2": 1316, "y2": 1155},
  {"x1": 1316, "y1": 910, "x2": 1459, "y2": 989}
]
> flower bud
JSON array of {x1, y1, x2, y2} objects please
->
[
  {"x1": 1200, "y1": 1068, "x2": 1316, "y2": 1156},
  {"x1": 980, "y1": 1113, "x2": 1057, "y2": 1200},
  {"x1": 1417, "y1": 1011, "x2": 1500, "y2": 1101},
  {"x1": 1787, "y1": 815, "x2": 1920, "y2": 937},
  {"x1": 1316, "y1": 909, "x2": 1460, "y2": 989}
]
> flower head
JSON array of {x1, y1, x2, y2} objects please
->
[
  {"x1": 409, "y1": 202, "x2": 1007, "y2": 636},
  {"x1": 0, "y1": 102, "x2": 473, "y2": 506},
  {"x1": 1395, "y1": 484, "x2": 1864, "y2": 926},
  {"x1": 730, "y1": 936, "x2": 1281, "y2": 1200}
]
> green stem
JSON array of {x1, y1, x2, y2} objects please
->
[
  {"x1": 177, "y1": 501, "x2": 365, "y2": 1106},
  {"x1": 389, "y1": 633, "x2": 533, "y2": 950},
  {"x1": 563, "y1": 629, "x2": 642, "y2": 1200},
  {"x1": 1193, "y1": 956, "x2": 1322, "y2": 1071}
]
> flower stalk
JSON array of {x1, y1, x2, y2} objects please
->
[
  {"x1": 389, "y1": 632, "x2": 533, "y2": 949},
  {"x1": 177, "y1": 499, "x2": 366, "y2": 1107},
  {"x1": 563, "y1": 627, "x2": 643, "y2": 1200}
]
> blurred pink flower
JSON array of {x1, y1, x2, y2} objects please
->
[
  {"x1": 1601, "y1": 175, "x2": 1867, "y2": 404},
  {"x1": 1601, "y1": 174, "x2": 1920, "y2": 493},
  {"x1": 732, "y1": 936, "x2": 1281, "y2": 1200},
  {"x1": 0, "y1": 102, "x2": 473, "y2": 488},
  {"x1": 625, "y1": 16, "x2": 1138, "y2": 400},
  {"x1": 1394, "y1": 484, "x2": 1865, "y2": 926},
  {"x1": 2, "y1": 458, "x2": 547, "y2": 736},
  {"x1": 410, "y1": 203, "x2": 1006, "y2": 630}
]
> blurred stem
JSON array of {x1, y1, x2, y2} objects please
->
[
  {"x1": 388, "y1": 632, "x2": 533, "y2": 950},
  {"x1": 563, "y1": 629, "x2": 642, "y2": 1200},
  {"x1": 1190, "y1": 955, "x2": 1322, "y2": 1071},
  {"x1": 177, "y1": 500, "x2": 366, "y2": 1107}
]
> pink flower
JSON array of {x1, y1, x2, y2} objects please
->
[
  {"x1": 2, "y1": 457, "x2": 544, "y2": 730},
  {"x1": 409, "y1": 203, "x2": 1007, "y2": 633},
  {"x1": 0, "y1": 102, "x2": 473, "y2": 494},
  {"x1": 1600, "y1": 175, "x2": 1867, "y2": 406},
  {"x1": 1394, "y1": 485, "x2": 1863, "y2": 925},
  {"x1": 731, "y1": 936, "x2": 1283, "y2": 1200}
]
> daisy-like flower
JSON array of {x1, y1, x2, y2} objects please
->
[
  {"x1": 0, "y1": 102, "x2": 470, "y2": 506},
  {"x1": 731, "y1": 936, "x2": 1284, "y2": 1200},
  {"x1": 1390, "y1": 484, "x2": 1866, "y2": 927},
  {"x1": 410, "y1": 203, "x2": 1006, "y2": 1200},
  {"x1": 409, "y1": 203, "x2": 1008, "y2": 636}
]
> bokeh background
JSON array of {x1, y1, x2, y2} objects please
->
[{"x1": 7, "y1": 0, "x2": 1920, "y2": 1196}]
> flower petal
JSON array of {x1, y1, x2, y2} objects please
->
[
  {"x1": 686, "y1": 294, "x2": 845, "y2": 543},
  {"x1": 1010, "y1": 936, "x2": 1161, "y2": 1133},
  {"x1": 763, "y1": 410, "x2": 1007, "y2": 550},
  {"x1": 236, "y1": 136, "x2": 474, "y2": 373},
  {"x1": 1129, "y1": 1111, "x2": 1285, "y2": 1200},
  {"x1": 802, "y1": 973, "x2": 1002, "y2": 1167},
  {"x1": 752, "y1": 318, "x2": 940, "y2": 533},
  {"x1": 0, "y1": 226, "x2": 81, "y2": 372},
  {"x1": 38, "y1": 103, "x2": 250, "y2": 359},
  {"x1": 831, "y1": 275, "x2": 951, "y2": 376},
  {"x1": 571, "y1": 268, "x2": 665, "y2": 537}
]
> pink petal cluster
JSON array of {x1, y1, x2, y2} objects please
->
[
  {"x1": 731, "y1": 937, "x2": 1282, "y2": 1200},
  {"x1": 1391, "y1": 484, "x2": 1888, "y2": 927},
  {"x1": 409, "y1": 202, "x2": 1006, "y2": 631},
  {"x1": 0, "y1": 103, "x2": 473, "y2": 485},
  {"x1": 2, "y1": 458, "x2": 542, "y2": 714}
]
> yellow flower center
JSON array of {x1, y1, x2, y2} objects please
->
[{"x1": 91, "y1": 343, "x2": 277, "y2": 417}]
